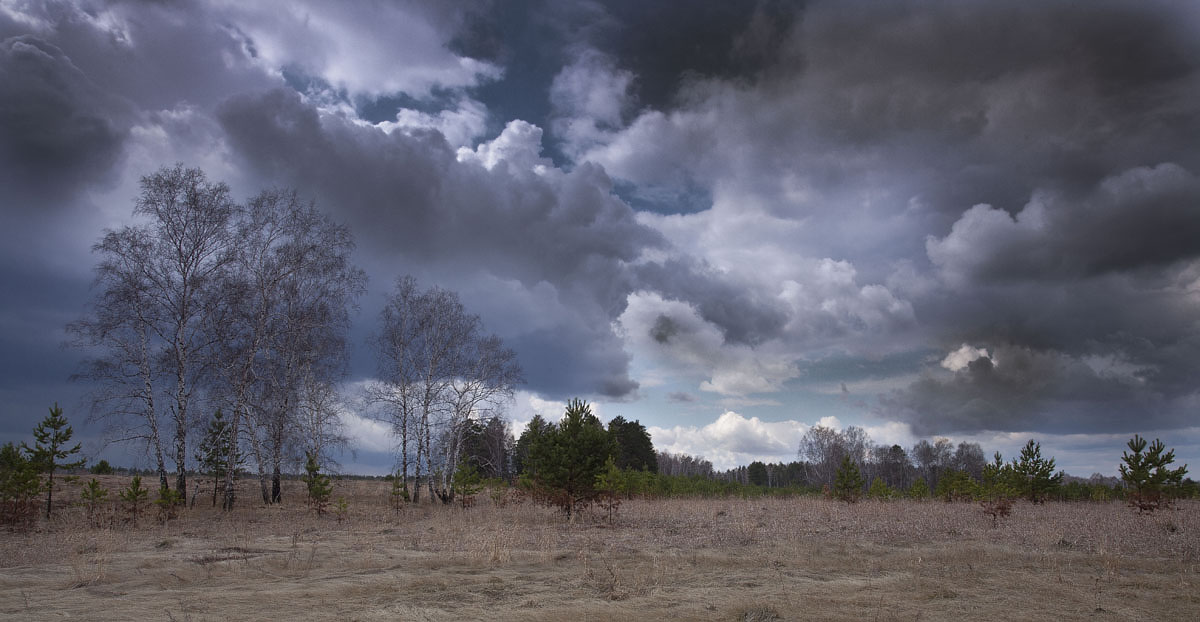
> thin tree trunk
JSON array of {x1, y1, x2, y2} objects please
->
[
  {"x1": 413, "y1": 414, "x2": 423, "y2": 504},
  {"x1": 142, "y1": 331, "x2": 170, "y2": 493},
  {"x1": 222, "y1": 406, "x2": 240, "y2": 511},
  {"x1": 400, "y1": 405, "x2": 410, "y2": 502},
  {"x1": 424, "y1": 411, "x2": 435, "y2": 502},
  {"x1": 173, "y1": 332, "x2": 190, "y2": 500},
  {"x1": 44, "y1": 470, "x2": 54, "y2": 519}
]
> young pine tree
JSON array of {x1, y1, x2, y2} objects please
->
[
  {"x1": 302, "y1": 451, "x2": 333, "y2": 515},
  {"x1": 80, "y1": 478, "x2": 109, "y2": 526},
  {"x1": 833, "y1": 455, "x2": 865, "y2": 503},
  {"x1": 451, "y1": 460, "x2": 483, "y2": 508},
  {"x1": 867, "y1": 476, "x2": 893, "y2": 500},
  {"x1": 525, "y1": 399, "x2": 616, "y2": 521},
  {"x1": 1120, "y1": 435, "x2": 1189, "y2": 513},
  {"x1": 908, "y1": 477, "x2": 931, "y2": 499},
  {"x1": 195, "y1": 410, "x2": 241, "y2": 507},
  {"x1": 25, "y1": 404, "x2": 86, "y2": 519},
  {"x1": 120, "y1": 475, "x2": 149, "y2": 525},
  {"x1": 0, "y1": 442, "x2": 41, "y2": 526},
  {"x1": 1011, "y1": 440, "x2": 1063, "y2": 504}
]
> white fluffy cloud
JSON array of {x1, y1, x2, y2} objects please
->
[
  {"x1": 649, "y1": 410, "x2": 809, "y2": 470},
  {"x1": 379, "y1": 98, "x2": 488, "y2": 149},
  {"x1": 456, "y1": 120, "x2": 553, "y2": 173},
  {"x1": 216, "y1": 0, "x2": 499, "y2": 98},
  {"x1": 941, "y1": 344, "x2": 991, "y2": 372}
]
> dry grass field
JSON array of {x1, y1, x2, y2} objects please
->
[{"x1": 1, "y1": 476, "x2": 1197, "y2": 621}]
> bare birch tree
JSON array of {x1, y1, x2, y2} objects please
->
[
  {"x1": 212, "y1": 188, "x2": 363, "y2": 509},
  {"x1": 74, "y1": 165, "x2": 234, "y2": 500},
  {"x1": 69, "y1": 227, "x2": 171, "y2": 491},
  {"x1": 438, "y1": 335, "x2": 522, "y2": 498},
  {"x1": 373, "y1": 276, "x2": 521, "y2": 504},
  {"x1": 138, "y1": 166, "x2": 235, "y2": 500}
]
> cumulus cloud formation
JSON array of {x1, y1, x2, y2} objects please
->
[
  {"x1": 649, "y1": 411, "x2": 808, "y2": 470},
  {"x1": 941, "y1": 345, "x2": 991, "y2": 373}
]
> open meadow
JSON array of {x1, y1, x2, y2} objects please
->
[{"x1": 1, "y1": 476, "x2": 1197, "y2": 621}]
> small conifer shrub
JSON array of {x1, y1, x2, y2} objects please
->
[
  {"x1": 302, "y1": 451, "x2": 333, "y2": 515},
  {"x1": 80, "y1": 478, "x2": 109, "y2": 526},
  {"x1": 833, "y1": 455, "x2": 864, "y2": 503},
  {"x1": 120, "y1": 475, "x2": 149, "y2": 525}
]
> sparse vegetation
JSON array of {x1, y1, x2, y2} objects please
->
[{"x1": 1, "y1": 475, "x2": 1197, "y2": 621}]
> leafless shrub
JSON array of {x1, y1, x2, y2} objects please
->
[{"x1": 981, "y1": 497, "x2": 1014, "y2": 526}]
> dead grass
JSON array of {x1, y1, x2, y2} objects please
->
[{"x1": 1, "y1": 476, "x2": 1198, "y2": 620}]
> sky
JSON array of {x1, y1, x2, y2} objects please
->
[{"x1": 2, "y1": 0, "x2": 1199, "y2": 477}]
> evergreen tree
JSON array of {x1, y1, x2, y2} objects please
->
[
  {"x1": 1011, "y1": 440, "x2": 1062, "y2": 504},
  {"x1": 525, "y1": 399, "x2": 616, "y2": 521},
  {"x1": 195, "y1": 410, "x2": 241, "y2": 507},
  {"x1": 934, "y1": 469, "x2": 979, "y2": 502},
  {"x1": 908, "y1": 477, "x2": 930, "y2": 499},
  {"x1": 867, "y1": 476, "x2": 892, "y2": 500},
  {"x1": 833, "y1": 455, "x2": 864, "y2": 503},
  {"x1": 594, "y1": 456, "x2": 624, "y2": 523},
  {"x1": 1120, "y1": 435, "x2": 1189, "y2": 513},
  {"x1": 513, "y1": 414, "x2": 552, "y2": 476},
  {"x1": 155, "y1": 485, "x2": 183, "y2": 522},
  {"x1": 80, "y1": 478, "x2": 109, "y2": 525},
  {"x1": 0, "y1": 442, "x2": 41, "y2": 526},
  {"x1": 607, "y1": 416, "x2": 658, "y2": 473},
  {"x1": 451, "y1": 460, "x2": 483, "y2": 508},
  {"x1": 747, "y1": 461, "x2": 769, "y2": 487},
  {"x1": 302, "y1": 451, "x2": 333, "y2": 514},
  {"x1": 25, "y1": 404, "x2": 86, "y2": 518},
  {"x1": 119, "y1": 475, "x2": 149, "y2": 525}
]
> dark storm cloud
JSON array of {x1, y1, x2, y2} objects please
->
[
  {"x1": 928, "y1": 164, "x2": 1200, "y2": 282},
  {"x1": 5, "y1": 0, "x2": 1200, "y2": 468},
  {"x1": 216, "y1": 88, "x2": 662, "y2": 397},
  {"x1": 582, "y1": 0, "x2": 800, "y2": 110},
  {"x1": 880, "y1": 343, "x2": 1196, "y2": 437},
  {"x1": 0, "y1": 35, "x2": 129, "y2": 205},
  {"x1": 582, "y1": 0, "x2": 1200, "y2": 435},
  {"x1": 217, "y1": 88, "x2": 659, "y2": 294},
  {"x1": 0, "y1": 1, "x2": 273, "y2": 111}
]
